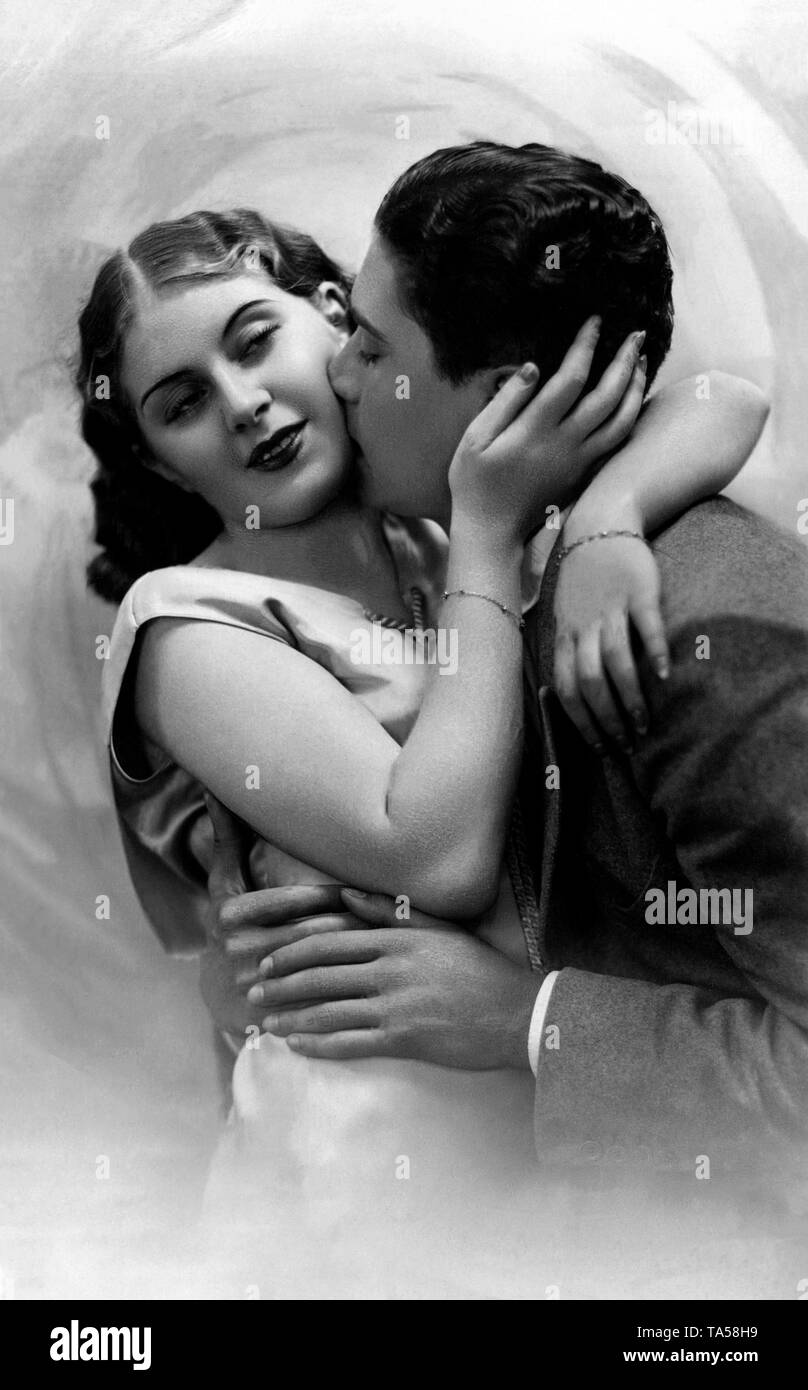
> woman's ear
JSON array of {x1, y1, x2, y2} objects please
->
[{"x1": 313, "y1": 281, "x2": 351, "y2": 337}]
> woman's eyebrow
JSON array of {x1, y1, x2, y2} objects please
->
[
  {"x1": 221, "y1": 297, "x2": 277, "y2": 337},
  {"x1": 140, "y1": 298, "x2": 278, "y2": 409}
]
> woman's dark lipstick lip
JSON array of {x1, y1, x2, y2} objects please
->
[{"x1": 247, "y1": 422, "x2": 306, "y2": 471}]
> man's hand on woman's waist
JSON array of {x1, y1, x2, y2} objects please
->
[{"x1": 204, "y1": 794, "x2": 540, "y2": 1071}]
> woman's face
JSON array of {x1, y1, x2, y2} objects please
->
[{"x1": 120, "y1": 270, "x2": 354, "y2": 529}]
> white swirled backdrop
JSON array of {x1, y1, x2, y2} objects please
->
[{"x1": 0, "y1": 0, "x2": 805, "y2": 1298}]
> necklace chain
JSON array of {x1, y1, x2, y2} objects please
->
[{"x1": 363, "y1": 586, "x2": 426, "y2": 633}]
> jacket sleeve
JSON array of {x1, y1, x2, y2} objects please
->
[{"x1": 535, "y1": 516, "x2": 808, "y2": 1183}]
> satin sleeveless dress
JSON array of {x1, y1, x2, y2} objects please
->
[{"x1": 103, "y1": 515, "x2": 556, "y2": 1298}]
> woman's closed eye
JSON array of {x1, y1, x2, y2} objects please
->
[
  {"x1": 236, "y1": 323, "x2": 279, "y2": 362},
  {"x1": 164, "y1": 385, "x2": 207, "y2": 424}
]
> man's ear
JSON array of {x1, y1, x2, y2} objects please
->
[
  {"x1": 488, "y1": 365, "x2": 525, "y2": 399},
  {"x1": 313, "y1": 281, "x2": 351, "y2": 339}
]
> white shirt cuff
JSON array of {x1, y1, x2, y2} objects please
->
[{"x1": 527, "y1": 970, "x2": 560, "y2": 1077}]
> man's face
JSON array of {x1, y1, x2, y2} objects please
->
[{"x1": 328, "y1": 236, "x2": 493, "y2": 528}]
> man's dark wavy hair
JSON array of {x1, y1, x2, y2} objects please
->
[
  {"x1": 374, "y1": 141, "x2": 674, "y2": 389},
  {"x1": 78, "y1": 209, "x2": 352, "y2": 604}
]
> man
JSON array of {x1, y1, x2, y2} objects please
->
[{"x1": 205, "y1": 142, "x2": 808, "y2": 1192}]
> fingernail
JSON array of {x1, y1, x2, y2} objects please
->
[
  {"x1": 287, "y1": 1036, "x2": 301, "y2": 1051},
  {"x1": 590, "y1": 315, "x2": 602, "y2": 336},
  {"x1": 263, "y1": 1014, "x2": 279, "y2": 1031},
  {"x1": 247, "y1": 985, "x2": 264, "y2": 1004},
  {"x1": 592, "y1": 741, "x2": 605, "y2": 757},
  {"x1": 656, "y1": 657, "x2": 670, "y2": 679},
  {"x1": 341, "y1": 888, "x2": 367, "y2": 899},
  {"x1": 260, "y1": 956, "x2": 274, "y2": 977},
  {"x1": 638, "y1": 354, "x2": 648, "y2": 374},
  {"x1": 520, "y1": 362, "x2": 539, "y2": 383},
  {"x1": 633, "y1": 330, "x2": 647, "y2": 351}
]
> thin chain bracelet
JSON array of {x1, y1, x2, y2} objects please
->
[
  {"x1": 443, "y1": 588, "x2": 525, "y2": 632},
  {"x1": 555, "y1": 528, "x2": 645, "y2": 566}
]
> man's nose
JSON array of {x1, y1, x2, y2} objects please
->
[
  {"x1": 328, "y1": 339, "x2": 359, "y2": 404},
  {"x1": 218, "y1": 369, "x2": 272, "y2": 431}
]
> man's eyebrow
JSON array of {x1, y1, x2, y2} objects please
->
[
  {"x1": 349, "y1": 298, "x2": 389, "y2": 344},
  {"x1": 140, "y1": 298, "x2": 277, "y2": 409}
]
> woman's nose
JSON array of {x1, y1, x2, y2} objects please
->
[
  {"x1": 328, "y1": 339, "x2": 359, "y2": 403},
  {"x1": 218, "y1": 370, "x2": 272, "y2": 431}
]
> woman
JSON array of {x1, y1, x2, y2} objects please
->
[{"x1": 81, "y1": 209, "x2": 766, "y2": 1296}]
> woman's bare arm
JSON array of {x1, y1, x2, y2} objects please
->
[
  {"x1": 565, "y1": 370, "x2": 769, "y2": 542},
  {"x1": 547, "y1": 371, "x2": 769, "y2": 745},
  {"x1": 136, "y1": 603, "x2": 517, "y2": 920}
]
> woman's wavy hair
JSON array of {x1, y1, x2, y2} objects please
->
[{"x1": 78, "y1": 209, "x2": 352, "y2": 603}]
